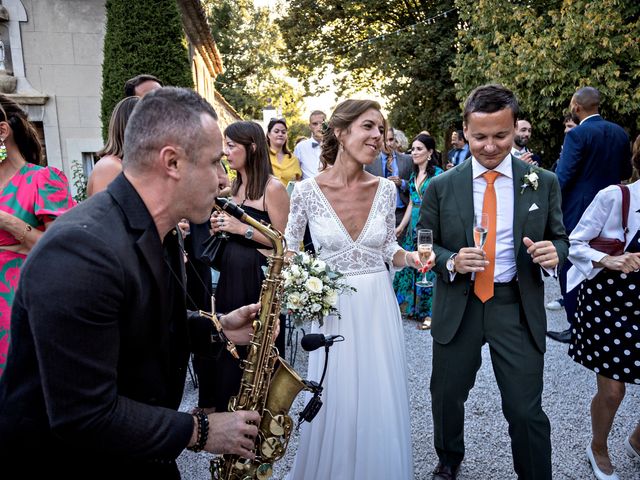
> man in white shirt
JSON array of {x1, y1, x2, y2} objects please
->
[{"x1": 294, "y1": 110, "x2": 326, "y2": 179}]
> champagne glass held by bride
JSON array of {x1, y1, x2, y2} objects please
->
[{"x1": 416, "y1": 229, "x2": 433, "y2": 287}]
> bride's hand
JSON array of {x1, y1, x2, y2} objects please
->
[{"x1": 408, "y1": 250, "x2": 435, "y2": 271}]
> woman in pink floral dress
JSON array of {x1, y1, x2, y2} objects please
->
[{"x1": 0, "y1": 95, "x2": 75, "y2": 375}]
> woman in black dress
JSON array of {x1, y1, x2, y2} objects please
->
[
  {"x1": 567, "y1": 151, "x2": 640, "y2": 479},
  {"x1": 199, "y1": 121, "x2": 290, "y2": 412}
]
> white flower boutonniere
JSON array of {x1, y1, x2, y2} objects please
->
[{"x1": 520, "y1": 168, "x2": 540, "y2": 194}]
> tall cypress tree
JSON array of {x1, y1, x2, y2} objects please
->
[{"x1": 101, "y1": 0, "x2": 193, "y2": 139}]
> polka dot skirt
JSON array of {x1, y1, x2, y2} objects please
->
[{"x1": 568, "y1": 232, "x2": 640, "y2": 384}]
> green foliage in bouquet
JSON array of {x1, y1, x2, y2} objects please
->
[{"x1": 283, "y1": 252, "x2": 356, "y2": 327}]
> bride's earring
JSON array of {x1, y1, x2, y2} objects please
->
[
  {"x1": 0, "y1": 138, "x2": 7, "y2": 163},
  {"x1": 339, "y1": 143, "x2": 344, "y2": 153}
]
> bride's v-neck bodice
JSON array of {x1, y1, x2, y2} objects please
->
[{"x1": 284, "y1": 177, "x2": 402, "y2": 276}]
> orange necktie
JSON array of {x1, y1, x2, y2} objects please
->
[{"x1": 474, "y1": 170, "x2": 499, "y2": 302}]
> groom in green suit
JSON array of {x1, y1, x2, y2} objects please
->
[{"x1": 418, "y1": 84, "x2": 568, "y2": 480}]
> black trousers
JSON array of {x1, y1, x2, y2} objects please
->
[{"x1": 430, "y1": 283, "x2": 551, "y2": 479}]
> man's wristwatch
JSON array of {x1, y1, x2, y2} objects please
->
[
  {"x1": 244, "y1": 226, "x2": 254, "y2": 239},
  {"x1": 446, "y1": 253, "x2": 458, "y2": 274}
]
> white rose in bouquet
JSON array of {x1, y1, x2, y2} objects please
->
[
  {"x1": 290, "y1": 264, "x2": 301, "y2": 277},
  {"x1": 311, "y1": 258, "x2": 326, "y2": 273},
  {"x1": 287, "y1": 292, "x2": 302, "y2": 309},
  {"x1": 324, "y1": 289, "x2": 338, "y2": 306},
  {"x1": 300, "y1": 252, "x2": 312, "y2": 265},
  {"x1": 305, "y1": 276, "x2": 323, "y2": 294}
]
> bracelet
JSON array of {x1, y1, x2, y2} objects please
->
[
  {"x1": 16, "y1": 223, "x2": 32, "y2": 243},
  {"x1": 404, "y1": 251, "x2": 411, "y2": 267},
  {"x1": 187, "y1": 410, "x2": 209, "y2": 452}
]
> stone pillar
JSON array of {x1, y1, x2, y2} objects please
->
[{"x1": 0, "y1": 5, "x2": 16, "y2": 93}]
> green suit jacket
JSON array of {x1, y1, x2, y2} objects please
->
[{"x1": 418, "y1": 156, "x2": 569, "y2": 352}]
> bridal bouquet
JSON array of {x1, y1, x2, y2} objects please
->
[{"x1": 282, "y1": 251, "x2": 355, "y2": 327}]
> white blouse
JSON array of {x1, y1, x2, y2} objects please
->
[{"x1": 567, "y1": 181, "x2": 640, "y2": 292}]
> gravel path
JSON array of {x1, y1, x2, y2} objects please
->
[{"x1": 178, "y1": 277, "x2": 639, "y2": 479}]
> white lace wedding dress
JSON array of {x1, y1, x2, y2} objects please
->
[{"x1": 284, "y1": 177, "x2": 413, "y2": 480}]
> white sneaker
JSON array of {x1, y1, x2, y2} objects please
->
[
  {"x1": 586, "y1": 445, "x2": 620, "y2": 480},
  {"x1": 546, "y1": 299, "x2": 564, "y2": 310},
  {"x1": 625, "y1": 435, "x2": 640, "y2": 460}
]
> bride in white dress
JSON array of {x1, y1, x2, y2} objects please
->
[{"x1": 284, "y1": 99, "x2": 433, "y2": 480}]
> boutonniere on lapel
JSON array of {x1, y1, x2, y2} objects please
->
[{"x1": 520, "y1": 167, "x2": 540, "y2": 194}]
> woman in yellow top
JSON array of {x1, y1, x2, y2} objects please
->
[{"x1": 266, "y1": 118, "x2": 302, "y2": 186}]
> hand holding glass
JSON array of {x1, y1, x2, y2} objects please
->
[
  {"x1": 473, "y1": 213, "x2": 489, "y2": 249},
  {"x1": 416, "y1": 229, "x2": 433, "y2": 287}
]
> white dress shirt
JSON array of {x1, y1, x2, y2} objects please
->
[
  {"x1": 580, "y1": 113, "x2": 601, "y2": 124},
  {"x1": 567, "y1": 181, "x2": 640, "y2": 292},
  {"x1": 472, "y1": 156, "x2": 517, "y2": 282},
  {"x1": 294, "y1": 137, "x2": 322, "y2": 179}
]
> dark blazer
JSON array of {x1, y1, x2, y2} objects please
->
[
  {"x1": 447, "y1": 144, "x2": 470, "y2": 166},
  {"x1": 0, "y1": 174, "x2": 217, "y2": 477},
  {"x1": 555, "y1": 115, "x2": 631, "y2": 233},
  {"x1": 418, "y1": 157, "x2": 569, "y2": 352},
  {"x1": 365, "y1": 151, "x2": 413, "y2": 206}
]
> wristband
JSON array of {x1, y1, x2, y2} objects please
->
[
  {"x1": 404, "y1": 251, "x2": 411, "y2": 267},
  {"x1": 187, "y1": 409, "x2": 209, "y2": 452}
]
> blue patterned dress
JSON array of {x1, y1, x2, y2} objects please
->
[{"x1": 393, "y1": 167, "x2": 443, "y2": 319}]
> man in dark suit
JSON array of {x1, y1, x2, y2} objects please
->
[
  {"x1": 419, "y1": 84, "x2": 568, "y2": 480},
  {"x1": 446, "y1": 130, "x2": 470, "y2": 169},
  {"x1": 365, "y1": 125, "x2": 413, "y2": 226},
  {"x1": 547, "y1": 86, "x2": 631, "y2": 343},
  {"x1": 0, "y1": 88, "x2": 261, "y2": 478}
]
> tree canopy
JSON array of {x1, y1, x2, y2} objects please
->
[
  {"x1": 278, "y1": 0, "x2": 640, "y2": 162},
  {"x1": 100, "y1": 0, "x2": 192, "y2": 140},
  {"x1": 205, "y1": 0, "x2": 305, "y2": 128},
  {"x1": 453, "y1": 0, "x2": 640, "y2": 164},
  {"x1": 278, "y1": 0, "x2": 460, "y2": 145}
]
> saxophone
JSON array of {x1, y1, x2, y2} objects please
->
[{"x1": 210, "y1": 197, "x2": 311, "y2": 480}]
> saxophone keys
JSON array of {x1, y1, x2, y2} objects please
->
[
  {"x1": 269, "y1": 416, "x2": 285, "y2": 436},
  {"x1": 256, "y1": 463, "x2": 273, "y2": 480},
  {"x1": 261, "y1": 437, "x2": 284, "y2": 459}
]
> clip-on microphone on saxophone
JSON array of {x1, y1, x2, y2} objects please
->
[{"x1": 297, "y1": 333, "x2": 345, "y2": 427}]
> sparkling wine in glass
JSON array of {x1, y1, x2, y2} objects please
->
[
  {"x1": 416, "y1": 229, "x2": 433, "y2": 287},
  {"x1": 473, "y1": 213, "x2": 489, "y2": 249}
]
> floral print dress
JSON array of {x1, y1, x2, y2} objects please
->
[
  {"x1": 393, "y1": 167, "x2": 443, "y2": 319},
  {"x1": 0, "y1": 164, "x2": 75, "y2": 374}
]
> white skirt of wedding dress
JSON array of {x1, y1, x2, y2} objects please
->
[{"x1": 286, "y1": 269, "x2": 413, "y2": 480}]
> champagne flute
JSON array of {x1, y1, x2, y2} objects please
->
[
  {"x1": 473, "y1": 213, "x2": 489, "y2": 249},
  {"x1": 415, "y1": 229, "x2": 433, "y2": 287},
  {"x1": 213, "y1": 200, "x2": 230, "y2": 240}
]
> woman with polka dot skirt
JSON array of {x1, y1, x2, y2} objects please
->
[{"x1": 566, "y1": 155, "x2": 640, "y2": 480}]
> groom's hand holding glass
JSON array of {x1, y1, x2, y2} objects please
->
[{"x1": 449, "y1": 213, "x2": 490, "y2": 274}]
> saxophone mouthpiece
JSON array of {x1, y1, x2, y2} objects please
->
[{"x1": 215, "y1": 197, "x2": 246, "y2": 220}]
